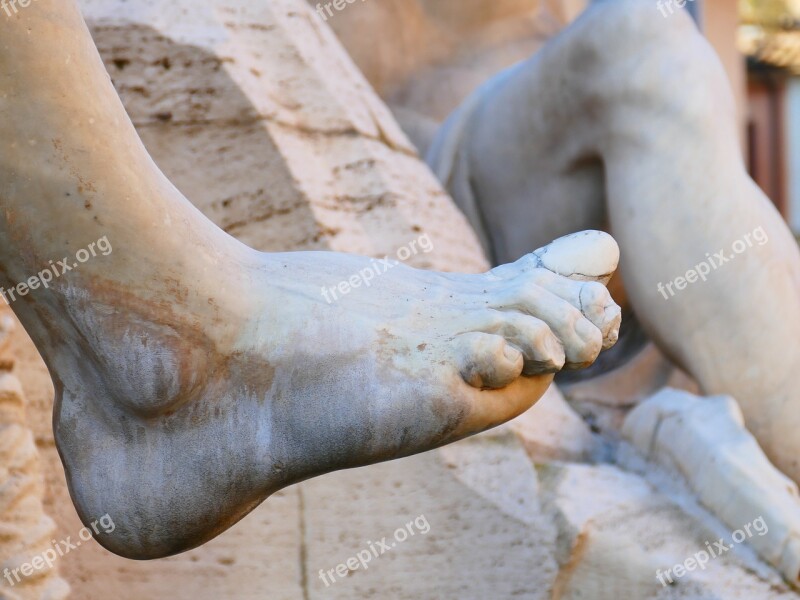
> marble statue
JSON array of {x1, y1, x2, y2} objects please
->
[
  {"x1": 0, "y1": 0, "x2": 621, "y2": 559},
  {"x1": 4, "y1": 0, "x2": 800, "y2": 596}
]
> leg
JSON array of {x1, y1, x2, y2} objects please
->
[
  {"x1": 429, "y1": 0, "x2": 800, "y2": 481},
  {"x1": 0, "y1": 1, "x2": 620, "y2": 558}
]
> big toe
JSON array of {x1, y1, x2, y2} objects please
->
[{"x1": 533, "y1": 230, "x2": 619, "y2": 284}]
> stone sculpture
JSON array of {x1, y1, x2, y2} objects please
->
[
  {"x1": 622, "y1": 389, "x2": 800, "y2": 585},
  {"x1": 3, "y1": 0, "x2": 799, "y2": 596},
  {"x1": 0, "y1": 0, "x2": 620, "y2": 559}
]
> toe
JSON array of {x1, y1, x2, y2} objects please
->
[
  {"x1": 533, "y1": 230, "x2": 620, "y2": 284},
  {"x1": 493, "y1": 284, "x2": 604, "y2": 368},
  {"x1": 454, "y1": 332, "x2": 524, "y2": 389},
  {"x1": 490, "y1": 230, "x2": 620, "y2": 286},
  {"x1": 481, "y1": 230, "x2": 620, "y2": 369},
  {"x1": 505, "y1": 269, "x2": 621, "y2": 349},
  {"x1": 470, "y1": 311, "x2": 566, "y2": 375},
  {"x1": 579, "y1": 282, "x2": 622, "y2": 349}
]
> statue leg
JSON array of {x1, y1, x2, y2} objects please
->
[
  {"x1": 430, "y1": 0, "x2": 800, "y2": 481},
  {"x1": 0, "y1": 0, "x2": 620, "y2": 558}
]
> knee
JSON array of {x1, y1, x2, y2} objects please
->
[
  {"x1": 573, "y1": 0, "x2": 734, "y2": 122},
  {"x1": 581, "y1": 0, "x2": 698, "y2": 50}
]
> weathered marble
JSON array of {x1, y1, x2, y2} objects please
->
[
  {"x1": 3, "y1": 0, "x2": 796, "y2": 597},
  {"x1": 508, "y1": 384, "x2": 597, "y2": 463},
  {"x1": 542, "y1": 463, "x2": 797, "y2": 599},
  {"x1": 0, "y1": 326, "x2": 70, "y2": 600},
  {"x1": 0, "y1": 0, "x2": 619, "y2": 573},
  {"x1": 622, "y1": 389, "x2": 800, "y2": 586}
]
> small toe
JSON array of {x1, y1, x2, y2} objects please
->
[
  {"x1": 566, "y1": 317, "x2": 604, "y2": 369},
  {"x1": 578, "y1": 281, "x2": 622, "y2": 349},
  {"x1": 507, "y1": 269, "x2": 621, "y2": 349},
  {"x1": 471, "y1": 311, "x2": 566, "y2": 375},
  {"x1": 454, "y1": 332, "x2": 524, "y2": 389},
  {"x1": 493, "y1": 284, "x2": 604, "y2": 367}
]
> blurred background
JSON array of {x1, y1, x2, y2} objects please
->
[{"x1": 740, "y1": 0, "x2": 800, "y2": 236}]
